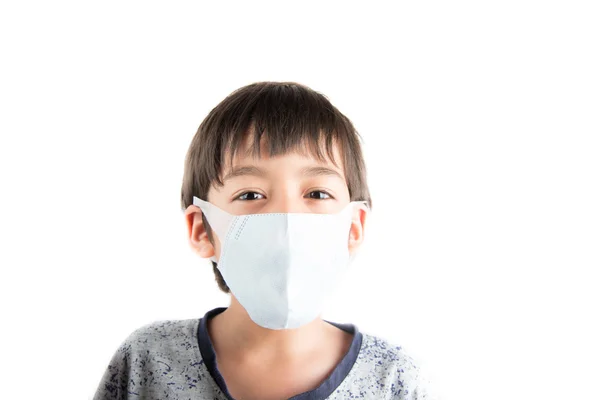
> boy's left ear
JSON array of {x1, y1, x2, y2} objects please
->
[{"x1": 348, "y1": 204, "x2": 368, "y2": 254}]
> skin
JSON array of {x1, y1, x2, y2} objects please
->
[{"x1": 183, "y1": 136, "x2": 368, "y2": 400}]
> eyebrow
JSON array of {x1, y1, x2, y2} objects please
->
[
  {"x1": 299, "y1": 166, "x2": 344, "y2": 181},
  {"x1": 222, "y1": 165, "x2": 267, "y2": 182},
  {"x1": 222, "y1": 165, "x2": 345, "y2": 183}
]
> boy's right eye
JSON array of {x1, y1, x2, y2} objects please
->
[{"x1": 236, "y1": 191, "x2": 265, "y2": 201}]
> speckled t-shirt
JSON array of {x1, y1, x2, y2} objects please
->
[{"x1": 93, "y1": 307, "x2": 435, "y2": 399}]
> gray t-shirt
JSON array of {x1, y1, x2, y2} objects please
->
[{"x1": 93, "y1": 307, "x2": 434, "y2": 399}]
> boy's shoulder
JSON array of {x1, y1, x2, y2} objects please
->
[
  {"x1": 357, "y1": 333, "x2": 419, "y2": 374},
  {"x1": 337, "y1": 331, "x2": 436, "y2": 399},
  {"x1": 118, "y1": 318, "x2": 200, "y2": 352},
  {"x1": 93, "y1": 318, "x2": 211, "y2": 400}
]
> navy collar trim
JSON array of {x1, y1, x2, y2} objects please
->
[{"x1": 197, "y1": 307, "x2": 363, "y2": 400}]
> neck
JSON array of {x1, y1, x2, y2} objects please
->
[{"x1": 208, "y1": 296, "x2": 330, "y2": 362}]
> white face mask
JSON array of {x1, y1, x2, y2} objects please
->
[{"x1": 193, "y1": 196, "x2": 367, "y2": 330}]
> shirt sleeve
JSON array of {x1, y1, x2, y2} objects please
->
[{"x1": 92, "y1": 336, "x2": 134, "y2": 400}]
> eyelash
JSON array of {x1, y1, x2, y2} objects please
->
[{"x1": 235, "y1": 190, "x2": 334, "y2": 201}]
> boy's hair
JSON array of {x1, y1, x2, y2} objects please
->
[{"x1": 181, "y1": 81, "x2": 372, "y2": 293}]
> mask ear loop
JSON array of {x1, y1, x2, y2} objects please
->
[
  {"x1": 355, "y1": 200, "x2": 370, "y2": 213},
  {"x1": 192, "y1": 196, "x2": 236, "y2": 263}
]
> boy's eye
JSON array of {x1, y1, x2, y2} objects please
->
[
  {"x1": 236, "y1": 191, "x2": 265, "y2": 201},
  {"x1": 235, "y1": 190, "x2": 333, "y2": 201},
  {"x1": 306, "y1": 190, "x2": 332, "y2": 200}
]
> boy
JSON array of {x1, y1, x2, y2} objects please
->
[{"x1": 93, "y1": 82, "x2": 434, "y2": 399}]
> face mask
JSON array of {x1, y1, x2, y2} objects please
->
[{"x1": 193, "y1": 196, "x2": 367, "y2": 330}]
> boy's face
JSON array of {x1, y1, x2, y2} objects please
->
[{"x1": 185, "y1": 135, "x2": 367, "y2": 262}]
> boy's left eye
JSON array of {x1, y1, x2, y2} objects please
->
[{"x1": 306, "y1": 190, "x2": 332, "y2": 200}]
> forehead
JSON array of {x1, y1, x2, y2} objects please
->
[{"x1": 222, "y1": 130, "x2": 346, "y2": 175}]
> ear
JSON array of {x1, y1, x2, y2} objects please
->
[
  {"x1": 184, "y1": 205, "x2": 216, "y2": 259},
  {"x1": 348, "y1": 204, "x2": 368, "y2": 255}
]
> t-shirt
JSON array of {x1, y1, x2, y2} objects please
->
[{"x1": 93, "y1": 307, "x2": 435, "y2": 399}]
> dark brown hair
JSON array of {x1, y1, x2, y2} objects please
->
[{"x1": 181, "y1": 81, "x2": 371, "y2": 293}]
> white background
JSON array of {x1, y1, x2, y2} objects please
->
[{"x1": 1, "y1": 1, "x2": 598, "y2": 399}]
